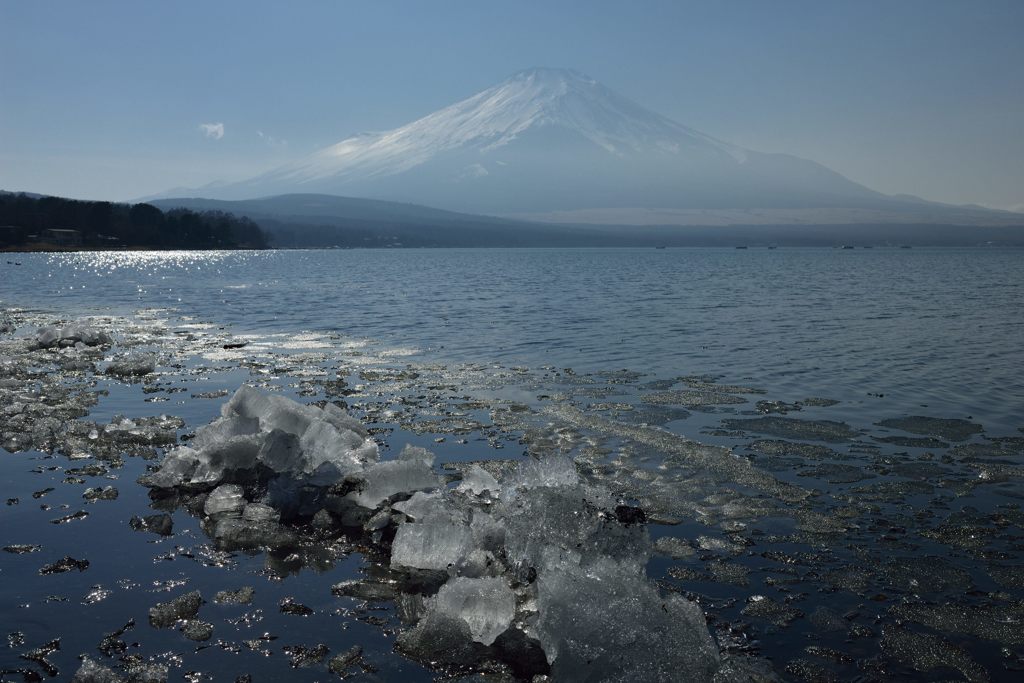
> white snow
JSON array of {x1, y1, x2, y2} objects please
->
[{"x1": 239, "y1": 67, "x2": 745, "y2": 187}]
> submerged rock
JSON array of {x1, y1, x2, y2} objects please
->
[
  {"x1": 877, "y1": 416, "x2": 983, "y2": 442},
  {"x1": 722, "y1": 417, "x2": 859, "y2": 442}
]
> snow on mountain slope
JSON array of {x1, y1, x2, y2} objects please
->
[{"x1": 193, "y1": 68, "x2": 890, "y2": 213}]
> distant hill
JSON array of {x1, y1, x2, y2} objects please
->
[
  {"x1": 150, "y1": 193, "x2": 1024, "y2": 247},
  {"x1": 150, "y1": 194, "x2": 609, "y2": 247}
]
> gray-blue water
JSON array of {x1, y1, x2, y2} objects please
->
[{"x1": 4, "y1": 247, "x2": 1022, "y2": 431}]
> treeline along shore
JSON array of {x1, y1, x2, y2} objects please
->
[{"x1": 0, "y1": 192, "x2": 268, "y2": 251}]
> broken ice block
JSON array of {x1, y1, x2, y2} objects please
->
[
  {"x1": 391, "y1": 520, "x2": 474, "y2": 571},
  {"x1": 430, "y1": 576, "x2": 515, "y2": 645},
  {"x1": 203, "y1": 484, "x2": 246, "y2": 517}
]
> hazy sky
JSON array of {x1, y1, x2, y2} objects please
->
[{"x1": 2, "y1": 0, "x2": 1022, "y2": 209}]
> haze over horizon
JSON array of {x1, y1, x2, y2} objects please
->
[{"x1": 2, "y1": 1, "x2": 1023, "y2": 212}]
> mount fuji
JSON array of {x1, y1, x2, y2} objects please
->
[{"x1": 172, "y1": 68, "x2": 948, "y2": 217}]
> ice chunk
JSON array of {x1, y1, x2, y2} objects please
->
[
  {"x1": 393, "y1": 491, "x2": 445, "y2": 522},
  {"x1": 190, "y1": 415, "x2": 259, "y2": 450},
  {"x1": 534, "y1": 558, "x2": 720, "y2": 680},
  {"x1": 431, "y1": 577, "x2": 515, "y2": 645},
  {"x1": 502, "y1": 455, "x2": 579, "y2": 496},
  {"x1": 395, "y1": 610, "x2": 482, "y2": 667},
  {"x1": 391, "y1": 520, "x2": 474, "y2": 571},
  {"x1": 347, "y1": 451, "x2": 441, "y2": 509},
  {"x1": 457, "y1": 465, "x2": 501, "y2": 496},
  {"x1": 137, "y1": 447, "x2": 203, "y2": 489},
  {"x1": 257, "y1": 428, "x2": 303, "y2": 472},
  {"x1": 194, "y1": 435, "x2": 263, "y2": 484},
  {"x1": 104, "y1": 353, "x2": 156, "y2": 377},
  {"x1": 141, "y1": 386, "x2": 380, "y2": 496},
  {"x1": 212, "y1": 516, "x2": 298, "y2": 551},
  {"x1": 242, "y1": 503, "x2": 280, "y2": 523},
  {"x1": 33, "y1": 322, "x2": 112, "y2": 349},
  {"x1": 204, "y1": 484, "x2": 246, "y2": 517}
]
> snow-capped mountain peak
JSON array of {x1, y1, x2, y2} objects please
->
[
  {"x1": 201, "y1": 67, "x2": 882, "y2": 213},
  {"x1": 256, "y1": 67, "x2": 743, "y2": 187}
]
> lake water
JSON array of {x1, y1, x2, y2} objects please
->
[
  {"x1": 1, "y1": 247, "x2": 1023, "y2": 681},
  {"x1": 7, "y1": 247, "x2": 1024, "y2": 427}
]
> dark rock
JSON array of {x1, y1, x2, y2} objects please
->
[
  {"x1": 214, "y1": 586, "x2": 254, "y2": 605},
  {"x1": 331, "y1": 580, "x2": 399, "y2": 602},
  {"x1": 3, "y1": 544, "x2": 41, "y2": 554},
  {"x1": 614, "y1": 504, "x2": 647, "y2": 526},
  {"x1": 279, "y1": 597, "x2": 314, "y2": 616},
  {"x1": 328, "y1": 645, "x2": 363, "y2": 674},
  {"x1": 284, "y1": 643, "x2": 329, "y2": 667},
  {"x1": 149, "y1": 590, "x2": 202, "y2": 628},
  {"x1": 39, "y1": 556, "x2": 89, "y2": 575},
  {"x1": 181, "y1": 620, "x2": 213, "y2": 641},
  {"x1": 129, "y1": 514, "x2": 173, "y2": 536},
  {"x1": 71, "y1": 656, "x2": 125, "y2": 683}
]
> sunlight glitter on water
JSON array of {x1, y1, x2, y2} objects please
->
[{"x1": 44, "y1": 250, "x2": 255, "y2": 275}]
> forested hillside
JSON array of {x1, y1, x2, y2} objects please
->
[{"x1": 0, "y1": 192, "x2": 268, "y2": 250}]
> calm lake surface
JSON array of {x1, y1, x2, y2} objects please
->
[{"x1": 1, "y1": 247, "x2": 1022, "y2": 681}]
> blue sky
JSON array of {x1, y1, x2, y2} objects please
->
[{"x1": 1, "y1": 0, "x2": 1022, "y2": 209}]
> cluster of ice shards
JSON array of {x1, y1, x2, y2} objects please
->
[
  {"x1": 143, "y1": 386, "x2": 730, "y2": 680},
  {"x1": 390, "y1": 456, "x2": 724, "y2": 681},
  {"x1": 33, "y1": 322, "x2": 112, "y2": 349},
  {"x1": 141, "y1": 384, "x2": 379, "y2": 490},
  {"x1": 141, "y1": 385, "x2": 443, "y2": 548}
]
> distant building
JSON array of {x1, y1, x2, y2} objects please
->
[{"x1": 43, "y1": 228, "x2": 82, "y2": 247}]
